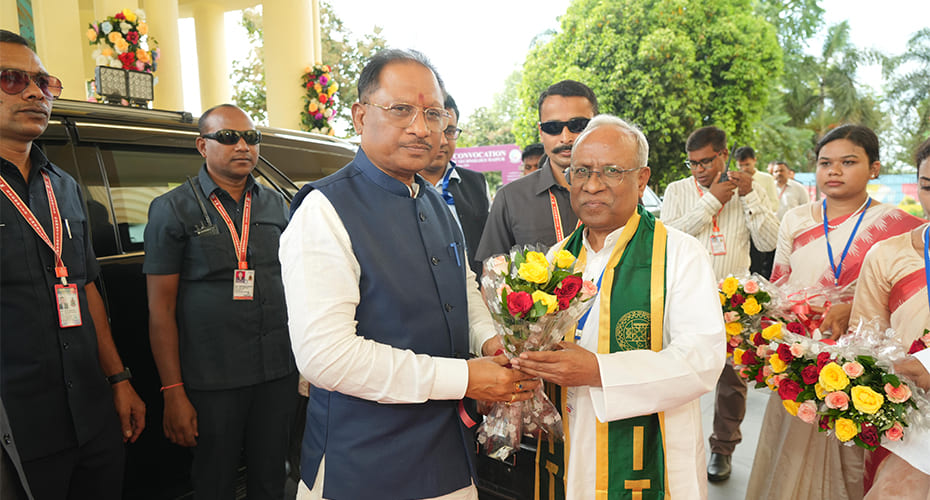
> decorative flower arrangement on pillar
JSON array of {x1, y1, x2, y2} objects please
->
[
  {"x1": 87, "y1": 8, "x2": 159, "y2": 74},
  {"x1": 300, "y1": 64, "x2": 338, "y2": 136}
]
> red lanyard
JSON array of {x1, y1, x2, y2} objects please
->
[
  {"x1": 548, "y1": 189, "x2": 581, "y2": 241},
  {"x1": 693, "y1": 178, "x2": 723, "y2": 232},
  {"x1": 209, "y1": 191, "x2": 252, "y2": 270},
  {"x1": 0, "y1": 171, "x2": 69, "y2": 283}
]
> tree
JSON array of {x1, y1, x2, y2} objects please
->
[
  {"x1": 515, "y1": 0, "x2": 782, "y2": 189},
  {"x1": 458, "y1": 70, "x2": 521, "y2": 147},
  {"x1": 884, "y1": 28, "x2": 930, "y2": 169},
  {"x1": 229, "y1": 2, "x2": 388, "y2": 135}
]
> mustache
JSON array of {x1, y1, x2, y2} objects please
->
[
  {"x1": 402, "y1": 139, "x2": 433, "y2": 151},
  {"x1": 551, "y1": 144, "x2": 572, "y2": 155}
]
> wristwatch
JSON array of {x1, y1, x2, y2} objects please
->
[{"x1": 107, "y1": 367, "x2": 132, "y2": 385}]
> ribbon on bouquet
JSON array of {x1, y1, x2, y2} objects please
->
[{"x1": 787, "y1": 291, "x2": 832, "y2": 336}]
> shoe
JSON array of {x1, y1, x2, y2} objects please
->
[{"x1": 707, "y1": 452, "x2": 731, "y2": 482}]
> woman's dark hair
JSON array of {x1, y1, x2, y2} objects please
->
[
  {"x1": 815, "y1": 124, "x2": 880, "y2": 164},
  {"x1": 915, "y1": 137, "x2": 930, "y2": 176}
]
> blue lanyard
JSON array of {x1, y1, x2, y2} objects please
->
[
  {"x1": 575, "y1": 269, "x2": 605, "y2": 341},
  {"x1": 823, "y1": 198, "x2": 871, "y2": 286},
  {"x1": 440, "y1": 167, "x2": 455, "y2": 206},
  {"x1": 923, "y1": 225, "x2": 929, "y2": 313}
]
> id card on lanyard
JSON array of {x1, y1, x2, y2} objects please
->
[
  {"x1": 209, "y1": 191, "x2": 255, "y2": 300},
  {"x1": 694, "y1": 179, "x2": 726, "y2": 255},
  {"x1": 0, "y1": 171, "x2": 82, "y2": 327}
]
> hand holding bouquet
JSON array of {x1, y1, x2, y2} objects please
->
[{"x1": 476, "y1": 245, "x2": 597, "y2": 461}]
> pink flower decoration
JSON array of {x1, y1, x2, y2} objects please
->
[
  {"x1": 762, "y1": 365, "x2": 773, "y2": 378},
  {"x1": 729, "y1": 336, "x2": 742, "y2": 347},
  {"x1": 580, "y1": 280, "x2": 598, "y2": 300},
  {"x1": 743, "y1": 281, "x2": 759, "y2": 294},
  {"x1": 789, "y1": 343, "x2": 806, "y2": 358},
  {"x1": 842, "y1": 361, "x2": 864, "y2": 378},
  {"x1": 884, "y1": 422, "x2": 904, "y2": 441},
  {"x1": 797, "y1": 400, "x2": 818, "y2": 424},
  {"x1": 723, "y1": 311, "x2": 740, "y2": 323},
  {"x1": 885, "y1": 383, "x2": 912, "y2": 404},
  {"x1": 824, "y1": 391, "x2": 850, "y2": 410}
]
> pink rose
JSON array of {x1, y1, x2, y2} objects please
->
[
  {"x1": 885, "y1": 383, "x2": 912, "y2": 404},
  {"x1": 723, "y1": 311, "x2": 740, "y2": 323},
  {"x1": 762, "y1": 365, "x2": 774, "y2": 378},
  {"x1": 729, "y1": 336, "x2": 742, "y2": 347},
  {"x1": 486, "y1": 255, "x2": 509, "y2": 276},
  {"x1": 884, "y1": 422, "x2": 904, "y2": 441},
  {"x1": 797, "y1": 400, "x2": 818, "y2": 423},
  {"x1": 824, "y1": 391, "x2": 850, "y2": 410},
  {"x1": 744, "y1": 280, "x2": 759, "y2": 294},
  {"x1": 842, "y1": 361, "x2": 864, "y2": 378},
  {"x1": 790, "y1": 343, "x2": 806, "y2": 358},
  {"x1": 579, "y1": 280, "x2": 598, "y2": 300}
]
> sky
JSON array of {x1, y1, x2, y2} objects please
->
[{"x1": 179, "y1": 0, "x2": 929, "y2": 126}]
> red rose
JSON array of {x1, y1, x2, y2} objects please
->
[
  {"x1": 730, "y1": 294, "x2": 745, "y2": 306},
  {"x1": 125, "y1": 30, "x2": 140, "y2": 44},
  {"x1": 909, "y1": 339, "x2": 928, "y2": 354},
  {"x1": 777, "y1": 344, "x2": 794, "y2": 362},
  {"x1": 118, "y1": 52, "x2": 136, "y2": 69},
  {"x1": 752, "y1": 332, "x2": 765, "y2": 346},
  {"x1": 786, "y1": 322, "x2": 805, "y2": 335},
  {"x1": 755, "y1": 371, "x2": 766, "y2": 384},
  {"x1": 114, "y1": 12, "x2": 126, "y2": 19},
  {"x1": 816, "y1": 352, "x2": 833, "y2": 370},
  {"x1": 801, "y1": 364, "x2": 820, "y2": 385},
  {"x1": 506, "y1": 291, "x2": 534, "y2": 318},
  {"x1": 818, "y1": 415, "x2": 831, "y2": 430},
  {"x1": 319, "y1": 93, "x2": 328, "y2": 104},
  {"x1": 778, "y1": 379, "x2": 802, "y2": 401},
  {"x1": 557, "y1": 296, "x2": 570, "y2": 311},
  {"x1": 859, "y1": 423, "x2": 880, "y2": 448},
  {"x1": 556, "y1": 275, "x2": 583, "y2": 301},
  {"x1": 741, "y1": 350, "x2": 758, "y2": 366},
  {"x1": 726, "y1": 343, "x2": 735, "y2": 354}
]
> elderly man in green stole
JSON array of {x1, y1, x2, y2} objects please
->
[{"x1": 512, "y1": 115, "x2": 725, "y2": 500}]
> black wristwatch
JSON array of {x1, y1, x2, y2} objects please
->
[{"x1": 107, "y1": 367, "x2": 132, "y2": 385}]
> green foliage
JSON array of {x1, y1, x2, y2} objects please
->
[
  {"x1": 458, "y1": 70, "x2": 521, "y2": 147},
  {"x1": 515, "y1": 0, "x2": 782, "y2": 190},
  {"x1": 883, "y1": 28, "x2": 930, "y2": 168},
  {"x1": 230, "y1": 8, "x2": 266, "y2": 124}
]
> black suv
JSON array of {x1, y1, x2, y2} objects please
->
[{"x1": 35, "y1": 99, "x2": 356, "y2": 499}]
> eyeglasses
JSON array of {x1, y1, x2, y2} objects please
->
[
  {"x1": 685, "y1": 152, "x2": 720, "y2": 171},
  {"x1": 201, "y1": 129, "x2": 262, "y2": 145},
  {"x1": 569, "y1": 165, "x2": 641, "y2": 184},
  {"x1": 0, "y1": 69, "x2": 63, "y2": 100},
  {"x1": 538, "y1": 117, "x2": 590, "y2": 136},
  {"x1": 364, "y1": 102, "x2": 450, "y2": 133},
  {"x1": 443, "y1": 126, "x2": 462, "y2": 140}
]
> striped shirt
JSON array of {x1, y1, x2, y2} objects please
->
[{"x1": 662, "y1": 176, "x2": 780, "y2": 280}]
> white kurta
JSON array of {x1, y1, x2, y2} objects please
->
[{"x1": 552, "y1": 225, "x2": 725, "y2": 500}]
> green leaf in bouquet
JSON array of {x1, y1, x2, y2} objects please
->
[
  {"x1": 882, "y1": 373, "x2": 902, "y2": 387},
  {"x1": 513, "y1": 251, "x2": 527, "y2": 268},
  {"x1": 857, "y1": 355, "x2": 876, "y2": 368},
  {"x1": 529, "y1": 301, "x2": 549, "y2": 319}
]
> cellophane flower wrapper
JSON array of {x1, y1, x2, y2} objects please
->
[
  {"x1": 476, "y1": 245, "x2": 596, "y2": 461},
  {"x1": 760, "y1": 319, "x2": 930, "y2": 451},
  {"x1": 718, "y1": 274, "x2": 782, "y2": 381},
  {"x1": 764, "y1": 278, "x2": 855, "y2": 338}
]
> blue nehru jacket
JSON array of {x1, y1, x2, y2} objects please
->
[{"x1": 293, "y1": 149, "x2": 474, "y2": 499}]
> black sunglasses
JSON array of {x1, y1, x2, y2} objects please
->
[
  {"x1": 0, "y1": 69, "x2": 62, "y2": 100},
  {"x1": 201, "y1": 129, "x2": 261, "y2": 145},
  {"x1": 539, "y1": 117, "x2": 590, "y2": 135}
]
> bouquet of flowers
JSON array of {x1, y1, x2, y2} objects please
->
[
  {"x1": 86, "y1": 8, "x2": 159, "y2": 73},
  {"x1": 720, "y1": 275, "x2": 771, "y2": 359},
  {"x1": 476, "y1": 245, "x2": 597, "y2": 461},
  {"x1": 761, "y1": 322, "x2": 929, "y2": 451},
  {"x1": 300, "y1": 64, "x2": 338, "y2": 136}
]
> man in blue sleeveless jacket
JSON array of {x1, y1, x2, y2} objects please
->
[{"x1": 280, "y1": 49, "x2": 539, "y2": 500}]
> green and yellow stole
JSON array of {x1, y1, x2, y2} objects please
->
[{"x1": 536, "y1": 207, "x2": 669, "y2": 500}]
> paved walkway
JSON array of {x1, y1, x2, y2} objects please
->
[{"x1": 702, "y1": 383, "x2": 770, "y2": 500}]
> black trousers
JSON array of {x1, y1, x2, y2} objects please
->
[
  {"x1": 20, "y1": 415, "x2": 125, "y2": 500},
  {"x1": 187, "y1": 373, "x2": 298, "y2": 500}
]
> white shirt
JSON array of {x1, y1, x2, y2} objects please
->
[
  {"x1": 776, "y1": 179, "x2": 810, "y2": 220},
  {"x1": 662, "y1": 176, "x2": 780, "y2": 280},
  {"x1": 752, "y1": 170, "x2": 779, "y2": 213},
  {"x1": 280, "y1": 188, "x2": 496, "y2": 404},
  {"x1": 424, "y1": 163, "x2": 492, "y2": 233},
  {"x1": 552, "y1": 225, "x2": 725, "y2": 500}
]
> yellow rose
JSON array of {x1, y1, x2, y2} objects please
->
[
  {"x1": 101, "y1": 46, "x2": 114, "y2": 57},
  {"x1": 137, "y1": 22, "x2": 148, "y2": 35},
  {"x1": 851, "y1": 386, "x2": 884, "y2": 414},
  {"x1": 518, "y1": 262, "x2": 549, "y2": 284},
  {"x1": 86, "y1": 28, "x2": 98, "y2": 41},
  {"x1": 741, "y1": 297, "x2": 762, "y2": 316},
  {"x1": 819, "y1": 362, "x2": 850, "y2": 392},
  {"x1": 719, "y1": 292, "x2": 726, "y2": 306},
  {"x1": 135, "y1": 49, "x2": 151, "y2": 63},
  {"x1": 721, "y1": 276, "x2": 739, "y2": 298},
  {"x1": 524, "y1": 251, "x2": 549, "y2": 267},
  {"x1": 782, "y1": 399, "x2": 800, "y2": 416},
  {"x1": 725, "y1": 322, "x2": 743, "y2": 337},
  {"x1": 834, "y1": 418, "x2": 858, "y2": 442},
  {"x1": 532, "y1": 290, "x2": 558, "y2": 314},
  {"x1": 814, "y1": 383, "x2": 827, "y2": 400},
  {"x1": 329, "y1": 82, "x2": 339, "y2": 95},
  {"x1": 114, "y1": 39, "x2": 129, "y2": 53},
  {"x1": 314, "y1": 82, "x2": 323, "y2": 93},
  {"x1": 108, "y1": 31, "x2": 123, "y2": 44},
  {"x1": 769, "y1": 354, "x2": 787, "y2": 373},
  {"x1": 554, "y1": 250, "x2": 576, "y2": 269},
  {"x1": 308, "y1": 101, "x2": 319, "y2": 113},
  {"x1": 122, "y1": 9, "x2": 138, "y2": 23},
  {"x1": 733, "y1": 348, "x2": 745, "y2": 366},
  {"x1": 762, "y1": 323, "x2": 783, "y2": 341}
]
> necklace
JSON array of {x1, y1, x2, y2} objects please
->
[{"x1": 825, "y1": 196, "x2": 871, "y2": 229}]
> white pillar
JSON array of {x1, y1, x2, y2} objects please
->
[
  {"x1": 0, "y1": 0, "x2": 18, "y2": 32},
  {"x1": 192, "y1": 1, "x2": 230, "y2": 109},
  {"x1": 32, "y1": 0, "x2": 85, "y2": 100},
  {"x1": 142, "y1": 0, "x2": 183, "y2": 110},
  {"x1": 264, "y1": 0, "x2": 315, "y2": 130},
  {"x1": 93, "y1": 0, "x2": 138, "y2": 20}
]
